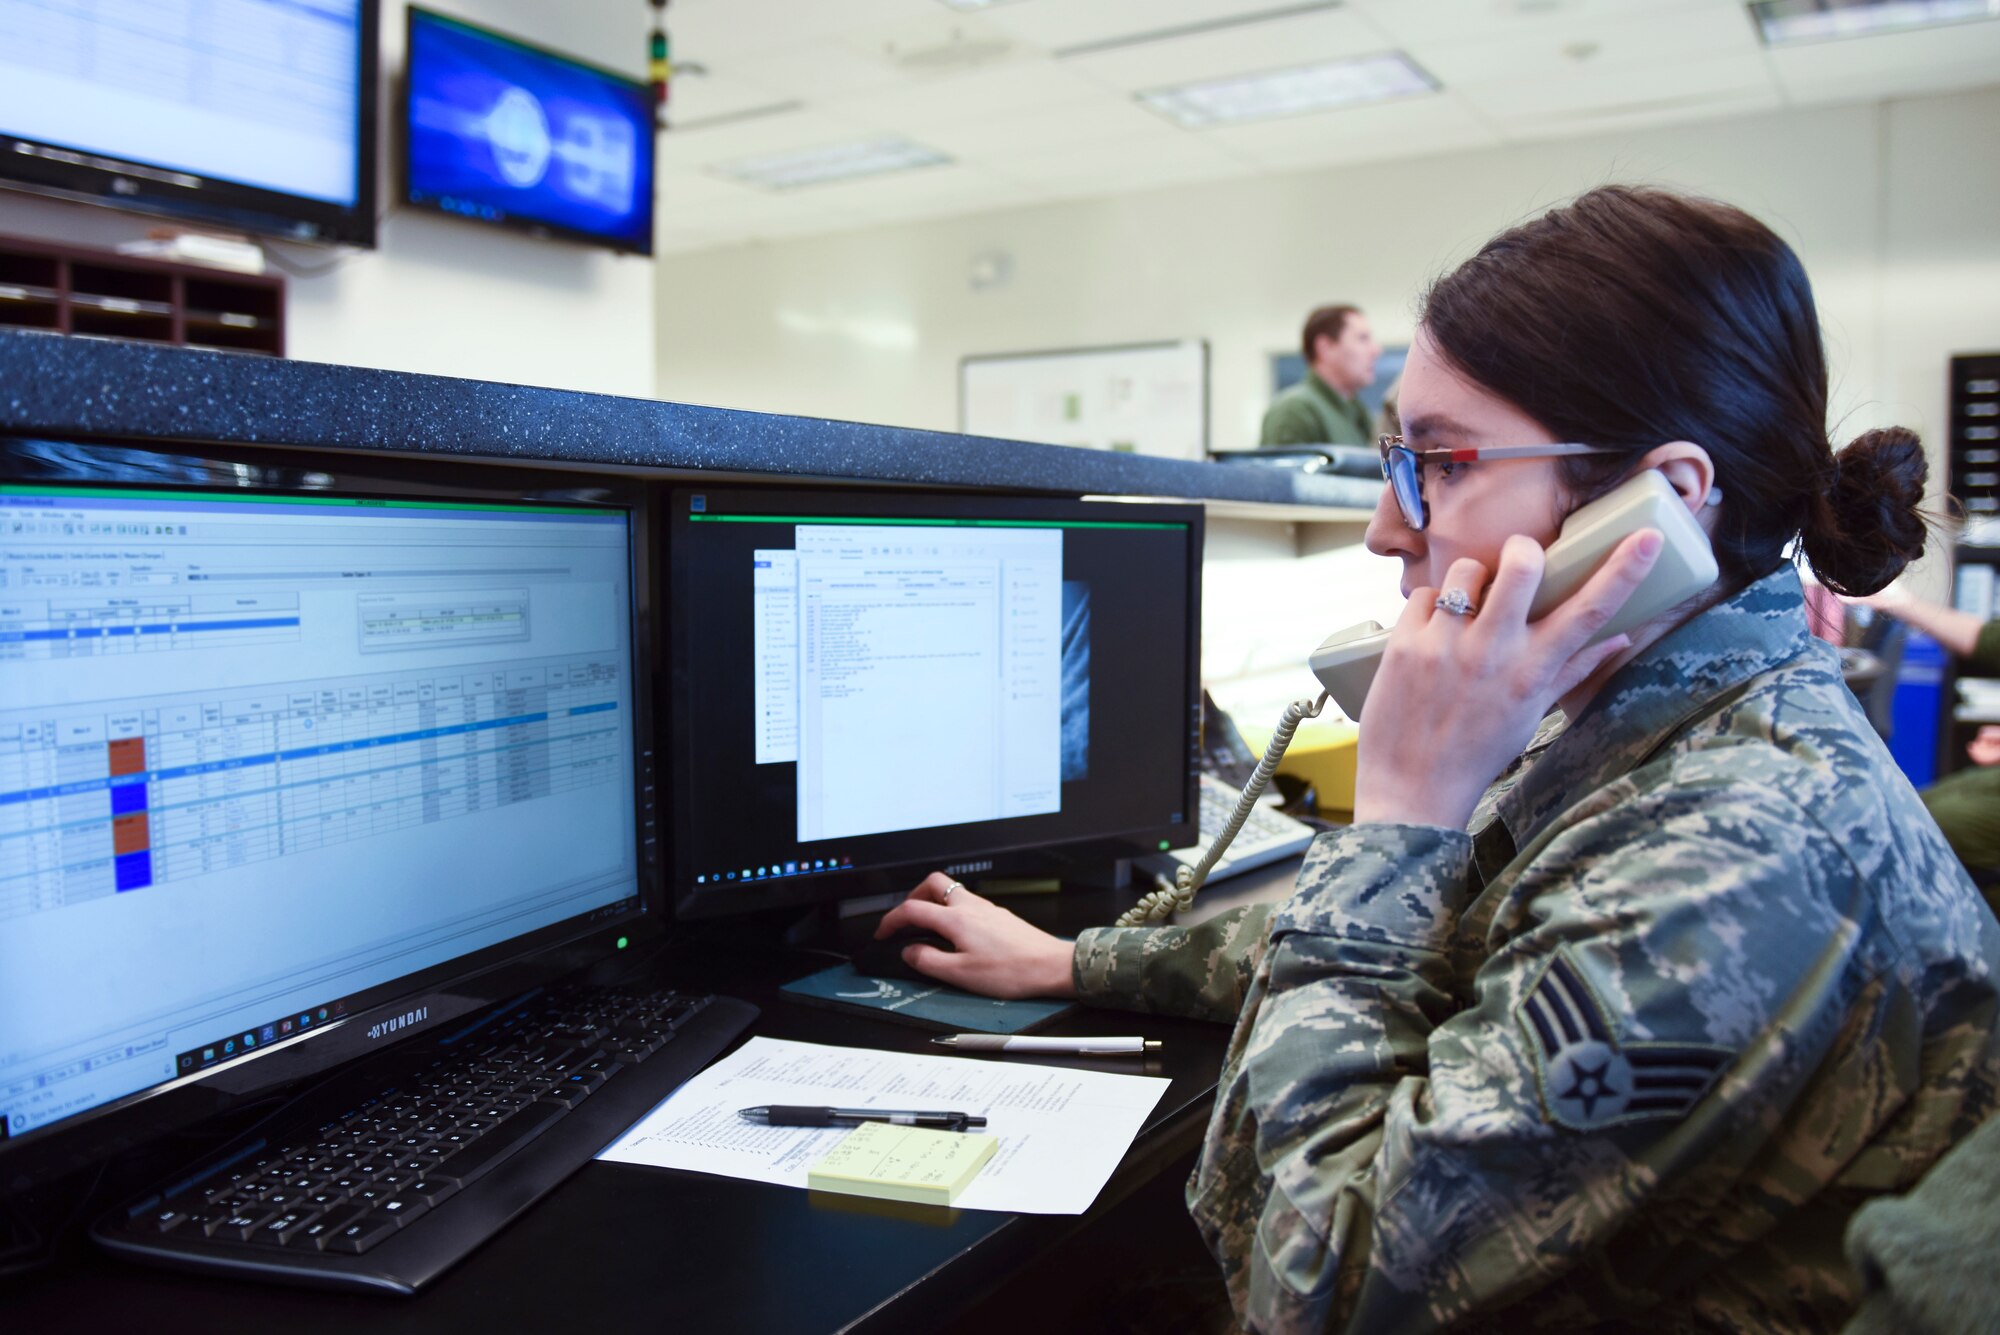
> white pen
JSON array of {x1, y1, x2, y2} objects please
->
[{"x1": 932, "y1": 1035, "x2": 1161, "y2": 1054}]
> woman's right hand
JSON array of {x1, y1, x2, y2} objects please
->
[
  {"x1": 1969, "y1": 725, "x2": 2000, "y2": 767},
  {"x1": 874, "y1": 873, "x2": 1078, "y2": 1000}
]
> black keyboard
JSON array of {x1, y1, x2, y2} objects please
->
[{"x1": 94, "y1": 983, "x2": 756, "y2": 1294}]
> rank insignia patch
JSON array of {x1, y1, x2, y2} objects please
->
[{"x1": 1517, "y1": 949, "x2": 1732, "y2": 1131}]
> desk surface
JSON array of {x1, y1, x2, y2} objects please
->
[{"x1": 1, "y1": 868, "x2": 1299, "y2": 1334}]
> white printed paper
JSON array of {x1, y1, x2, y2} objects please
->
[{"x1": 596, "y1": 1037, "x2": 1169, "y2": 1214}]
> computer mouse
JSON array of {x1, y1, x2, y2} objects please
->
[{"x1": 851, "y1": 930, "x2": 955, "y2": 982}]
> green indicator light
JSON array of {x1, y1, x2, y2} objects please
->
[
  {"x1": 616, "y1": 936, "x2": 629, "y2": 950},
  {"x1": 1158, "y1": 840, "x2": 1170, "y2": 851}
]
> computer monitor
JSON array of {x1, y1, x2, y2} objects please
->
[
  {"x1": 0, "y1": 0, "x2": 380, "y2": 247},
  {"x1": 0, "y1": 440, "x2": 654, "y2": 1187},
  {"x1": 402, "y1": 7, "x2": 656, "y2": 256},
  {"x1": 666, "y1": 487, "x2": 1203, "y2": 918}
]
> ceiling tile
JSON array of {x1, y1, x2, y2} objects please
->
[
  {"x1": 1060, "y1": 8, "x2": 1396, "y2": 95},
  {"x1": 758, "y1": 163, "x2": 1034, "y2": 226},
  {"x1": 655, "y1": 107, "x2": 877, "y2": 172},
  {"x1": 918, "y1": 96, "x2": 1173, "y2": 158},
  {"x1": 1451, "y1": 50, "x2": 1776, "y2": 124},
  {"x1": 666, "y1": 0, "x2": 934, "y2": 60},
  {"x1": 982, "y1": 130, "x2": 1252, "y2": 193},
  {"x1": 1348, "y1": 0, "x2": 1740, "y2": 48},
  {"x1": 1767, "y1": 19, "x2": 2000, "y2": 102},
  {"x1": 1411, "y1": 3, "x2": 1761, "y2": 87},
  {"x1": 975, "y1": 0, "x2": 1345, "y2": 53},
  {"x1": 1204, "y1": 91, "x2": 1499, "y2": 167},
  {"x1": 822, "y1": 59, "x2": 1108, "y2": 130},
  {"x1": 664, "y1": 69, "x2": 799, "y2": 126},
  {"x1": 719, "y1": 42, "x2": 925, "y2": 103}
]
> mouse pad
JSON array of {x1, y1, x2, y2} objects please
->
[{"x1": 780, "y1": 963, "x2": 1073, "y2": 1034}]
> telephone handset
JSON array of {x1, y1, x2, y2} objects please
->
[
  {"x1": 1308, "y1": 468, "x2": 1719, "y2": 720},
  {"x1": 1115, "y1": 468, "x2": 1718, "y2": 927}
]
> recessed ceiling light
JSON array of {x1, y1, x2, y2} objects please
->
[
  {"x1": 709, "y1": 137, "x2": 952, "y2": 191},
  {"x1": 1749, "y1": 0, "x2": 2000, "y2": 46},
  {"x1": 1138, "y1": 53, "x2": 1437, "y2": 128}
]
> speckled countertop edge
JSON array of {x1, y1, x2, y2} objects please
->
[{"x1": 0, "y1": 332, "x2": 1383, "y2": 510}]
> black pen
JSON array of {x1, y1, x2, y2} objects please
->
[{"x1": 738, "y1": 1105, "x2": 986, "y2": 1131}]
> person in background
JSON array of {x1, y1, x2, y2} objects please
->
[
  {"x1": 1851, "y1": 582, "x2": 2000, "y2": 896},
  {"x1": 879, "y1": 186, "x2": 2000, "y2": 1332},
  {"x1": 1260, "y1": 304, "x2": 1381, "y2": 446}
]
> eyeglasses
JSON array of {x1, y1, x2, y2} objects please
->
[{"x1": 1378, "y1": 435, "x2": 1624, "y2": 532}]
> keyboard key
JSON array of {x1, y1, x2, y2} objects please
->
[
  {"x1": 147, "y1": 1208, "x2": 188, "y2": 1234},
  {"x1": 376, "y1": 1195, "x2": 429, "y2": 1225},
  {"x1": 322, "y1": 1211, "x2": 402, "y2": 1255},
  {"x1": 429, "y1": 1103, "x2": 565, "y2": 1186},
  {"x1": 249, "y1": 1211, "x2": 321, "y2": 1247},
  {"x1": 289, "y1": 1206, "x2": 364, "y2": 1250},
  {"x1": 212, "y1": 1209, "x2": 278, "y2": 1241},
  {"x1": 404, "y1": 1177, "x2": 458, "y2": 1206}
]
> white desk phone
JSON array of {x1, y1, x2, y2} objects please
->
[{"x1": 1118, "y1": 468, "x2": 1719, "y2": 927}]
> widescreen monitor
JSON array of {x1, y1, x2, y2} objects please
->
[
  {"x1": 403, "y1": 8, "x2": 655, "y2": 256},
  {"x1": 667, "y1": 488, "x2": 1203, "y2": 918},
  {"x1": 0, "y1": 439, "x2": 653, "y2": 1187},
  {"x1": 0, "y1": 0, "x2": 379, "y2": 247}
]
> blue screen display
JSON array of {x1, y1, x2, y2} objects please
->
[{"x1": 405, "y1": 10, "x2": 654, "y2": 253}]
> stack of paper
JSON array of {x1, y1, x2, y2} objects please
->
[{"x1": 597, "y1": 1037, "x2": 1170, "y2": 1214}]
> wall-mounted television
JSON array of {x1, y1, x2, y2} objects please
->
[
  {"x1": 0, "y1": 0, "x2": 379, "y2": 248},
  {"x1": 403, "y1": 8, "x2": 655, "y2": 256}
]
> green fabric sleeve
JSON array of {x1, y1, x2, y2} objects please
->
[
  {"x1": 1971, "y1": 620, "x2": 2000, "y2": 676},
  {"x1": 1071, "y1": 903, "x2": 1275, "y2": 1023}
]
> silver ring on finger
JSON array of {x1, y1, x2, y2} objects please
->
[
  {"x1": 1437, "y1": 587, "x2": 1479, "y2": 617},
  {"x1": 942, "y1": 881, "x2": 962, "y2": 903}
]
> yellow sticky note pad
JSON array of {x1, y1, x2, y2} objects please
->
[{"x1": 806, "y1": 1121, "x2": 997, "y2": 1207}]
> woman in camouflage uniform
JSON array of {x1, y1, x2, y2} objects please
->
[{"x1": 878, "y1": 186, "x2": 2000, "y2": 1333}]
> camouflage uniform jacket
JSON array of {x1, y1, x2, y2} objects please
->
[{"x1": 1072, "y1": 568, "x2": 2000, "y2": 1333}]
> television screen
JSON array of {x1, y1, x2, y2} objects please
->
[
  {"x1": 404, "y1": 8, "x2": 655, "y2": 256},
  {"x1": 0, "y1": 0, "x2": 378, "y2": 247}
]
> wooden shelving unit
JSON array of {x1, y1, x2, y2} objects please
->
[{"x1": 0, "y1": 234, "x2": 284, "y2": 356}]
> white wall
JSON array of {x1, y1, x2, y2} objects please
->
[
  {"x1": 654, "y1": 86, "x2": 2000, "y2": 594},
  {"x1": 0, "y1": 0, "x2": 656, "y2": 398}
]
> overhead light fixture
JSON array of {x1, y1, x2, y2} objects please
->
[
  {"x1": 1138, "y1": 52, "x2": 1436, "y2": 128},
  {"x1": 1749, "y1": 0, "x2": 2000, "y2": 45},
  {"x1": 710, "y1": 137, "x2": 952, "y2": 191}
]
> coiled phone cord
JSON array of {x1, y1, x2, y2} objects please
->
[{"x1": 1114, "y1": 690, "x2": 1330, "y2": 927}]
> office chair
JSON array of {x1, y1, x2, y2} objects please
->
[{"x1": 1843, "y1": 613, "x2": 1907, "y2": 741}]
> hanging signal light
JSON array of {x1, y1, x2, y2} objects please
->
[{"x1": 648, "y1": 0, "x2": 670, "y2": 129}]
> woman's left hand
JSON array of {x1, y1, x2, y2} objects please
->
[{"x1": 1353, "y1": 529, "x2": 1663, "y2": 831}]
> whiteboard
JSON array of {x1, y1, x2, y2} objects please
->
[{"x1": 959, "y1": 340, "x2": 1208, "y2": 460}]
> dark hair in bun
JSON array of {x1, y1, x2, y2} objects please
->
[
  {"x1": 1420, "y1": 185, "x2": 1927, "y2": 596},
  {"x1": 1805, "y1": 428, "x2": 1929, "y2": 597}
]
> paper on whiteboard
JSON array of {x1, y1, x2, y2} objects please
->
[{"x1": 596, "y1": 1036, "x2": 1170, "y2": 1214}]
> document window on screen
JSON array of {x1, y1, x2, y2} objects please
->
[
  {"x1": 754, "y1": 526, "x2": 1063, "y2": 843},
  {"x1": 0, "y1": 486, "x2": 639, "y2": 1140}
]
